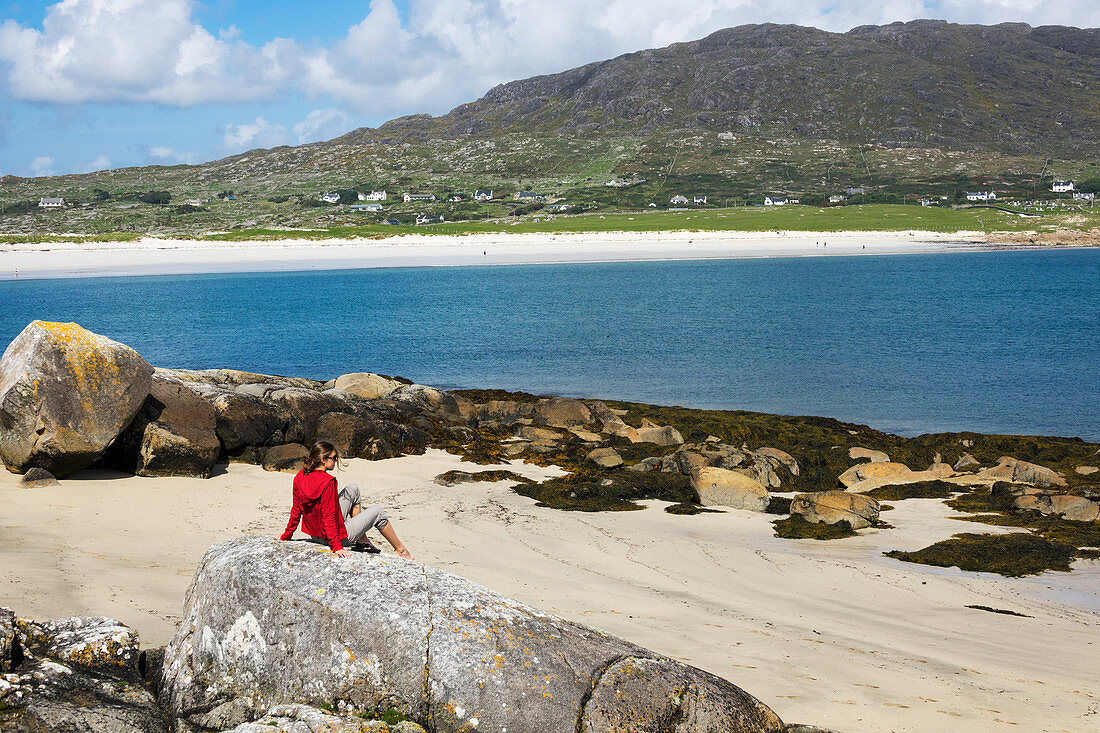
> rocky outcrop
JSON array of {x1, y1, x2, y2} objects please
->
[
  {"x1": 160, "y1": 538, "x2": 785, "y2": 733},
  {"x1": 316, "y1": 412, "x2": 428, "y2": 461},
  {"x1": 0, "y1": 321, "x2": 154, "y2": 477},
  {"x1": 1012, "y1": 493, "x2": 1100, "y2": 522},
  {"x1": 691, "y1": 466, "x2": 770, "y2": 511},
  {"x1": 107, "y1": 375, "x2": 221, "y2": 478},
  {"x1": 0, "y1": 609, "x2": 167, "y2": 732},
  {"x1": 977, "y1": 457, "x2": 1067, "y2": 487},
  {"x1": 790, "y1": 491, "x2": 880, "y2": 529}
]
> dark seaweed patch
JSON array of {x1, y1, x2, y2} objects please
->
[
  {"x1": 512, "y1": 468, "x2": 693, "y2": 512},
  {"x1": 772, "y1": 515, "x2": 857, "y2": 540},
  {"x1": 884, "y1": 533, "x2": 1076, "y2": 577},
  {"x1": 965, "y1": 604, "x2": 1032, "y2": 618},
  {"x1": 864, "y1": 480, "x2": 961, "y2": 501}
]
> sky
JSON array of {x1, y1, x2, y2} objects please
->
[{"x1": 1, "y1": 0, "x2": 1097, "y2": 177}]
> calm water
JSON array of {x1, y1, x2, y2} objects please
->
[{"x1": 2, "y1": 249, "x2": 1097, "y2": 440}]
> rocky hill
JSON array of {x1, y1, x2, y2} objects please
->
[{"x1": 338, "y1": 20, "x2": 1100, "y2": 158}]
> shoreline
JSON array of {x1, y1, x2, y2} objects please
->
[{"x1": 2, "y1": 229, "x2": 1093, "y2": 280}]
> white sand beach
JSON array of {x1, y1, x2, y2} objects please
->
[
  {"x1": 0, "y1": 229, "x2": 1040, "y2": 280},
  {"x1": 2, "y1": 449, "x2": 1097, "y2": 733}
]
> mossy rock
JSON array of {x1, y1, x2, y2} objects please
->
[
  {"x1": 435, "y1": 469, "x2": 534, "y2": 486},
  {"x1": 451, "y1": 388, "x2": 544, "y2": 404},
  {"x1": 772, "y1": 515, "x2": 856, "y2": 540},
  {"x1": 885, "y1": 532, "x2": 1076, "y2": 577}
]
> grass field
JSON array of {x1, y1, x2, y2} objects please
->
[{"x1": 198, "y1": 204, "x2": 1100, "y2": 242}]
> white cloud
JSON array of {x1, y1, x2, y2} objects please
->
[
  {"x1": 0, "y1": 0, "x2": 1097, "y2": 116},
  {"x1": 77, "y1": 154, "x2": 111, "y2": 172},
  {"x1": 29, "y1": 155, "x2": 55, "y2": 176},
  {"x1": 223, "y1": 117, "x2": 288, "y2": 151},
  {"x1": 293, "y1": 108, "x2": 351, "y2": 143},
  {"x1": 147, "y1": 146, "x2": 200, "y2": 164}
]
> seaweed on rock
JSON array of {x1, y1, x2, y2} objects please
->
[
  {"x1": 864, "y1": 480, "x2": 962, "y2": 501},
  {"x1": 512, "y1": 468, "x2": 694, "y2": 512}
]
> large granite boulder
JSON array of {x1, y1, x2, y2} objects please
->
[
  {"x1": 756, "y1": 447, "x2": 800, "y2": 476},
  {"x1": 212, "y1": 390, "x2": 285, "y2": 452},
  {"x1": 477, "y1": 400, "x2": 534, "y2": 426},
  {"x1": 532, "y1": 397, "x2": 592, "y2": 428},
  {"x1": 838, "y1": 461, "x2": 915, "y2": 488},
  {"x1": 0, "y1": 321, "x2": 154, "y2": 477},
  {"x1": 0, "y1": 610, "x2": 167, "y2": 732},
  {"x1": 316, "y1": 412, "x2": 427, "y2": 461},
  {"x1": 334, "y1": 373, "x2": 405, "y2": 400},
  {"x1": 848, "y1": 447, "x2": 889, "y2": 463},
  {"x1": 690, "y1": 466, "x2": 770, "y2": 512},
  {"x1": 262, "y1": 443, "x2": 308, "y2": 472},
  {"x1": 107, "y1": 375, "x2": 221, "y2": 477},
  {"x1": 791, "y1": 491, "x2": 880, "y2": 529},
  {"x1": 160, "y1": 538, "x2": 785, "y2": 733}
]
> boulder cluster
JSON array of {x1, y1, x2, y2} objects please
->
[{"x1": 0, "y1": 539, "x2": 801, "y2": 732}]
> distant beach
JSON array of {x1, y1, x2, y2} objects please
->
[{"x1": 0, "y1": 228, "x2": 1060, "y2": 280}]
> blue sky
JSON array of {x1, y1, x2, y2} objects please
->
[{"x1": 1, "y1": 0, "x2": 1097, "y2": 178}]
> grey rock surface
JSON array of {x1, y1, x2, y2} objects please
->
[
  {"x1": 0, "y1": 321, "x2": 154, "y2": 477},
  {"x1": 791, "y1": 491, "x2": 880, "y2": 529},
  {"x1": 0, "y1": 612, "x2": 167, "y2": 732},
  {"x1": 160, "y1": 538, "x2": 785, "y2": 733},
  {"x1": 225, "y1": 704, "x2": 427, "y2": 732},
  {"x1": 19, "y1": 466, "x2": 60, "y2": 488}
]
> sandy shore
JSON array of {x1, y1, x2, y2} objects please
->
[
  {"x1": 2, "y1": 449, "x2": 1097, "y2": 732},
  {"x1": 0, "y1": 229, "x2": 1053, "y2": 280}
]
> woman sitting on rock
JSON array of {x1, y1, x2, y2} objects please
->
[{"x1": 278, "y1": 440, "x2": 413, "y2": 559}]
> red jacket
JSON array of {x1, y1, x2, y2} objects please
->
[{"x1": 280, "y1": 469, "x2": 347, "y2": 553}]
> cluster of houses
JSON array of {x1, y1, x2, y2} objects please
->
[{"x1": 1052, "y1": 181, "x2": 1094, "y2": 200}]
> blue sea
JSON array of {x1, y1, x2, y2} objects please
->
[{"x1": 1, "y1": 248, "x2": 1097, "y2": 440}]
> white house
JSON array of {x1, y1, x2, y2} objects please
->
[
  {"x1": 362, "y1": 190, "x2": 387, "y2": 201},
  {"x1": 788, "y1": 198, "x2": 800, "y2": 205},
  {"x1": 1072, "y1": 191, "x2": 1095, "y2": 200},
  {"x1": 416, "y1": 214, "x2": 445, "y2": 225},
  {"x1": 846, "y1": 187, "x2": 865, "y2": 195},
  {"x1": 183, "y1": 199, "x2": 203, "y2": 207},
  {"x1": 694, "y1": 195, "x2": 707, "y2": 205},
  {"x1": 474, "y1": 190, "x2": 493, "y2": 201},
  {"x1": 670, "y1": 195, "x2": 689, "y2": 205},
  {"x1": 966, "y1": 191, "x2": 997, "y2": 201},
  {"x1": 515, "y1": 191, "x2": 544, "y2": 200},
  {"x1": 349, "y1": 203, "x2": 383, "y2": 212},
  {"x1": 37, "y1": 197, "x2": 64, "y2": 208},
  {"x1": 403, "y1": 192, "x2": 436, "y2": 202},
  {"x1": 919, "y1": 199, "x2": 937, "y2": 206},
  {"x1": 1052, "y1": 181, "x2": 1075, "y2": 193},
  {"x1": 828, "y1": 195, "x2": 846, "y2": 203},
  {"x1": 321, "y1": 192, "x2": 341, "y2": 204},
  {"x1": 764, "y1": 196, "x2": 788, "y2": 206}
]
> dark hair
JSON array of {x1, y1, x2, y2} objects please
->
[{"x1": 303, "y1": 441, "x2": 339, "y2": 474}]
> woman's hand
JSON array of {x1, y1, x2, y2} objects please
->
[{"x1": 334, "y1": 549, "x2": 352, "y2": 558}]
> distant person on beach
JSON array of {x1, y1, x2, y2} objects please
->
[{"x1": 277, "y1": 440, "x2": 413, "y2": 559}]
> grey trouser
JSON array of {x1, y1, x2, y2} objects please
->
[{"x1": 338, "y1": 483, "x2": 389, "y2": 543}]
